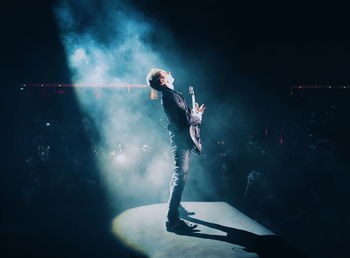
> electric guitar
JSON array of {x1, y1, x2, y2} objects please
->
[{"x1": 189, "y1": 86, "x2": 202, "y2": 154}]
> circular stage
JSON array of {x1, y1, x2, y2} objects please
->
[{"x1": 111, "y1": 202, "x2": 288, "y2": 258}]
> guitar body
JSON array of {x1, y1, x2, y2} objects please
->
[{"x1": 189, "y1": 125, "x2": 202, "y2": 154}]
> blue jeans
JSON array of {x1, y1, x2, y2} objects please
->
[{"x1": 167, "y1": 131, "x2": 192, "y2": 223}]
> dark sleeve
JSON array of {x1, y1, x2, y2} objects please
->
[{"x1": 162, "y1": 92, "x2": 192, "y2": 129}]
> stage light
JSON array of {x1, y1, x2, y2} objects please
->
[
  {"x1": 116, "y1": 153, "x2": 127, "y2": 163},
  {"x1": 141, "y1": 144, "x2": 149, "y2": 152},
  {"x1": 46, "y1": 122, "x2": 51, "y2": 126}
]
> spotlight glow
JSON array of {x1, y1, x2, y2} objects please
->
[
  {"x1": 116, "y1": 154, "x2": 127, "y2": 164},
  {"x1": 53, "y1": 0, "x2": 215, "y2": 213}
]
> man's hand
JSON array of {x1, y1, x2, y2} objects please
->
[
  {"x1": 191, "y1": 103, "x2": 205, "y2": 124},
  {"x1": 195, "y1": 103, "x2": 206, "y2": 114}
]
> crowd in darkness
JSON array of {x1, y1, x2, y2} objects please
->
[
  {"x1": 16, "y1": 119, "x2": 96, "y2": 203},
  {"x1": 6, "y1": 87, "x2": 349, "y2": 258},
  {"x1": 204, "y1": 89, "x2": 350, "y2": 256},
  {"x1": 11, "y1": 88, "x2": 350, "y2": 209}
]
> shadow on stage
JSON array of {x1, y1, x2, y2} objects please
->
[{"x1": 179, "y1": 214, "x2": 308, "y2": 258}]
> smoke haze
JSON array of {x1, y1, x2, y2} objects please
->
[{"x1": 54, "y1": 0, "x2": 218, "y2": 212}]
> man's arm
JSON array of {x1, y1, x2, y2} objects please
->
[
  {"x1": 162, "y1": 92, "x2": 191, "y2": 129},
  {"x1": 163, "y1": 90, "x2": 205, "y2": 129}
]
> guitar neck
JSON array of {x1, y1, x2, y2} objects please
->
[{"x1": 189, "y1": 86, "x2": 197, "y2": 113}]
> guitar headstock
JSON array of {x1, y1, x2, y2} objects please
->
[{"x1": 189, "y1": 86, "x2": 194, "y2": 95}]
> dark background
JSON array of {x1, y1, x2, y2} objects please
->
[{"x1": 2, "y1": 0, "x2": 350, "y2": 257}]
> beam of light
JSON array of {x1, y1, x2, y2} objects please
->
[
  {"x1": 53, "y1": 1, "x2": 217, "y2": 225},
  {"x1": 23, "y1": 83, "x2": 148, "y2": 88},
  {"x1": 53, "y1": 0, "x2": 177, "y2": 214},
  {"x1": 291, "y1": 85, "x2": 350, "y2": 89},
  {"x1": 113, "y1": 153, "x2": 126, "y2": 164}
]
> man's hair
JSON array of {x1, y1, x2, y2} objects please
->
[{"x1": 146, "y1": 68, "x2": 164, "y2": 91}]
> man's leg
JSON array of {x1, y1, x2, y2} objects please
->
[
  {"x1": 166, "y1": 145, "x2": 198, "y2": 232},
  {"x1": 167, "y1": 147, "x2": 190, "y2": 223},
  {"x1": 165, "y1": 132, "x2": 198, "y2": 232}
]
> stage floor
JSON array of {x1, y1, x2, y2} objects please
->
[{"x1": 112, "y1": 202, "x2": 305, "y2": 258}]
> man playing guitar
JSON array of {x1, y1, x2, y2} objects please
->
[{"x1": 146, "y1": 68, "x2": 205, "y2": 232}]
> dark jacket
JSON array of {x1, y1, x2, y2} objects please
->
[{"x1": 161, "y1": 87, "x2": 201, "y2": 133}]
